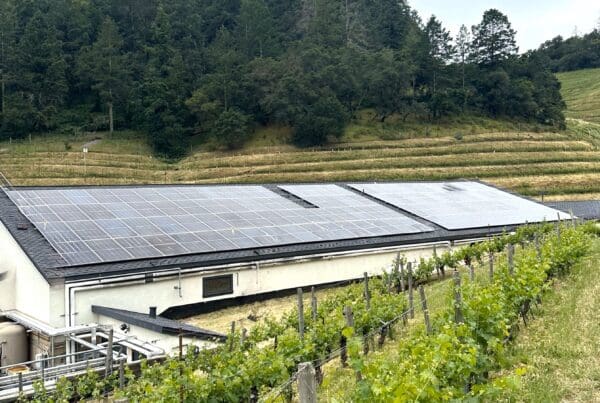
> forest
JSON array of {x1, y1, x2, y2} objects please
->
[
  {"x1": 0, "y1": 0, "x2": 570, "y2": 157},
  {"x1": 534, "y1": 29, "x2": 600, "y2": 72}
]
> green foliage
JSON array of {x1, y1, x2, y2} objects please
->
[
  {"x1": 292, "y1": 96, "x2": 348, "y2": 147},
  {"x1": 470, "y1": 9, "x2": 518, "y2": 66},
  {"x1": 211, "y1": 109, "x2": 252, "y2": 150},
  {"x1": 39, "y1": 223, "x2": 591, "y2": 402},
  {"x1": 0, "y1": 1, "x2": 567, "y2": 153},
  {"x1": 348, "y1": 225, "x2": 590, "y2": 401},
  {"x1": 534, "y1": 29, "x2": 600, "y2": 72}
]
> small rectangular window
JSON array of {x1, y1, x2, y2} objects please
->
[{"x1": 203, "y1": 274, "x2": 233, "y2": 298}]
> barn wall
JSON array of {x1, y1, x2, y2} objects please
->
[
  {"x1": 0, "y1": 222, "x2": 50, "y2": 322},
  {"x1": 72, "y1": 242, "x2": 449, "y2": 328}
]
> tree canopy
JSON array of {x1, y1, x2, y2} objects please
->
[{"x1": 0, "y1": 1, "x2": 568, "y2": 157}]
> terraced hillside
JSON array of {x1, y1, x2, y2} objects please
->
[
  {"x1": 0, "y1": 130, "x2": 597, "y2": 200},
  {"x1": 0, "y1": 69, "x2": 599, "y2": 200}
]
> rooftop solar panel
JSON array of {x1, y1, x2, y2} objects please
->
[
  {"x1": 349, "y1": 182, "x2": 571, "y2": 230},
  {"x1": 7, "y1": 185, "x2": 431, "y2": 266}
]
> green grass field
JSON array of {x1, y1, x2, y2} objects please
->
[
  {"x1": 503, "y1": 239, "x2": 600, "y2": 401},
  {"x1": 1, "y1": 69, "x2": 599, "y2": 201},
  {"x1": 557, "y1": 68, "x2": 600, "y2": 124}
]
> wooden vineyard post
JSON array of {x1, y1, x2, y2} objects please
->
[
  {"x1": 229, "y1": 321, "x2": 235, "y2": 351},
  {"x1": 341, "y1": 306, "x2": 354, "y2": 367},
  {"x1": 419, "y1": 285, "x2": 432, "y2": 335},
  {"x1": 469, "y1": 262, "x2": 475, "y2": 282},
  {"x1": 241, "y1": 328, "x2": 247, "y2": 345},
  {"x1": 298, "y1": 362, "x2": 317, "y2": 403},
  {"x1": 488, "y1": 252, "x2": 494, "y2": 281},
  {"x1": 105, "y1": 328, "x2": 114, "y2": 378},
  {"x1": 534, "y1": 234, "x2": 542, "y2": 261},
  {"x1": 507, "y1": 244, "x2": 515, "y2": 275},
  {"x1": 393, "y1": 252, "x2": 401, "y2": 292},
  {"x1": 399, "y1": 260, "x2": 405, "y2": 292},
  {"x1": 556, "y1": 212, "x2": 561, "y2": 243},
  {"x1": 364, "y1": 272, "x2": 370, "y2": 310},
  {"x1": 408, "y1": 262, "x2": 415, "y2": 319},
  {"x1": 569, "y1": 210, "x2": 576, "y2": 228},
  {"x1": 433, "y1": 245, "x2": 439, "y2": 278},
  {"x1": 119, "y1": 359, "x2": 125, "y2": 388},
  {"x1": 453, "y1": 270, "x2": 464, "y2": 324},
  {"x1": 297, "y1": 288, "x2": 304, "y2": 340},
  {"x1": 311, "y1": 286, "x2": 317, "y2": 322}
]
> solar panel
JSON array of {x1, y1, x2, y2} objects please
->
[
  {"x1": 349, "y1": 182, "x2": 571, "y2": 230},
  {"x1": 8, "y1": 185, "x2": 432, "y2": 266}
]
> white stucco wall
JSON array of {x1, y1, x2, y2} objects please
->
[
  {"x1": 71, "y1": 242, "x2": 448, "y2": 327},
  {"x1": 0, "y1": 222, "x2": 50, "y2": 323}
]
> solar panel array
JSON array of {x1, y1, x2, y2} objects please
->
[
  {"x1": 349, "y1": 182, "x2": 570, "y2": 230},
  {"x1": 7, "y1": 185, "x2": 431, "y2": 266}
]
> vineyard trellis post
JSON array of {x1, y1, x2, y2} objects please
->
[
  {"x1": 105, "y1": 328, "x2": 114, "y2": 379},
  {"x1": 298, "y1": 362, "x2": 317, "y2": 403},
  {"x1": 229, "y1": 321, "x2": 236, "y2": 351},
  {"x1": 364, "y1": 272, "x2": 370, "y2": 310},
  {"x1": 453, "y1": 270, "x2": 464, "y2": 324},
  {"x1": 468, "y1": 262, "x2": 475, "y2": 282},
  {"x1": 419, "y1": 285, "x2": 432, "y2": 334},
  {"x1": 488, "y1": 252, "x2": 494, "y2": 281},
  {"x1": 507, "y1": 244, "x2": 515, "y2": 275},
  {"x1": 556, "y1": 212, "x2": 561, "y2": 243},
  {"x1": 297, "y1": 288, "x2": 304, "y2": 340},
  {"x1": 341, "y1": 305, "x2": 354, "y2": 367},
  {"x1": 399, "y1": 259, "x2": 405, "y2": 292},
  {"x1": 408, "y1": 262, "x2": 414, "y2": 319},
  {"x1": 534, "y1": 234, "x2": 542, "y2": 261},
  {"x1": 311, "y1": 286, "x2": 317, "y2": 322},
  {"x1": 433, "y1": 245, "x2": 439, "y2": 278}
]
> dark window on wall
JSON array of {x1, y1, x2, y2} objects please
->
[{"x1": 203, "y1": 274, "x2": 233, "y2": 298}]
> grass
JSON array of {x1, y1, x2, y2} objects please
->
[
  {"x1": 557, "y1": 68, "x2": 600, "y2": 124},
  {"x1": 0, "y1": 69, "x2": 599, "y2": 201},
  {"x1": 501, "y1": 238, "x2": 600, "y2": 402}
]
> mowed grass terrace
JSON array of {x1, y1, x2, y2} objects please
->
[{"x1": 0, "y1": 129, "x2": 598, "y2": 201}]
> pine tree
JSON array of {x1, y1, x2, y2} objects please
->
[
  {"x1": 78, "y1": 17, "x2": 129, "y2": 133},
  {"x1": 0, "y1": 0, "x2": 17, "y2": 123},
  {"x1": 455, "y1": 24, "x2": 471, "y2": 108},
  {"x1": 425, "y1": 15, "x2": 454, "y2": 94},
  {"x1": 237, "y1": 0, "x2": 276, "y2": 58},
  {"x1": 142, "y1": 3, "x2": 190, "y2": 157},
  {"x1": 17, "y1": 11, "x2": 68, "y2": 131},
  {"x1": 471, "y1": 9, "x2": 518, "y2": 66}
]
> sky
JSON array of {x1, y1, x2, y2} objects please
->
[{"x1": 408, "y1": 0, "x2": 600, "y2": 51}]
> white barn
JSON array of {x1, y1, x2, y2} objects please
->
[{"x1": 0, "y1": 181, "x2": 570, "y2": 377}]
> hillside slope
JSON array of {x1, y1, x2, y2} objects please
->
[
  {"x1": 1, "y1": 70, "x2": 599, "y2": 201},
  {"x1": 557, "y1": 68, "x2": 600, "y2": 124}
]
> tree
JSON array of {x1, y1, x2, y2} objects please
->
[
  {"x1": 424, "y1": 16, "x2": 454, "y2": 94},
  {"x1": 141, "y1": 3, "x2": 190, "y2": 158},
  {"x1": 237, "y1": 0, "x2": 276, "y2": 58},
  {"x1": 78, "y1": 17, "x2": 129, "y2": 133},
  {"x1": 455, "y1": 24, "x2": 470, "y2": 103},
  {"x1": 471, "y1": 9, "x2": 518, "y2": 66},
  {"x1": 0, "y1": 0, "x2": 16, "y2": 127},
  {"x1": 16, "y1": 11, "x2": 68, "y2": 132},
  {"x1": 211, "y1": 109, "x2": 252, "y2": 149},
  {"x1": 292, "y1": 95, "x2": 348, "y2": 147}
]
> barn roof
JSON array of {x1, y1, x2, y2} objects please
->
[
  {"x1": 544, "y1": 200, "x2": 600, "y2": 220},
  {"x1": 0, "y1": 181, "x2": 571, "y2": 282}
]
